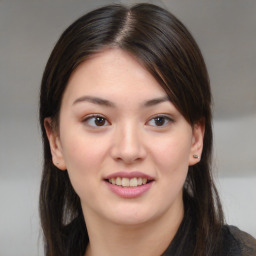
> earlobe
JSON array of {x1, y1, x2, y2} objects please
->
[
  {"x1": 44, "y1": 118, "x2": 66, "y2": 170},
  {"x1": 189, "y1": 121, "x2": 205, "y2": 166}
]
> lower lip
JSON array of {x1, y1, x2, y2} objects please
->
[{"x1": 105, "y1": 181, "x2": 154, "y2": 199}]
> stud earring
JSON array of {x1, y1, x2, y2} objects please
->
[{"x1": 193, "y1": 154, "x2": 200, "y2": 159}]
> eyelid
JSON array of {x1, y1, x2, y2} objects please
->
[
  {"x1": 82, "y1": 113, "x2": 105, "y2": 120},
  {"x1": 82, "y1": 114, "x2": 111, "y2": 127},
  {"x1": 146, "y1": 114, "x2": 174, "y2": 126}
]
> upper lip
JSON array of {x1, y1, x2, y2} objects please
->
[{"x1": 104, "y1": 171, "x2": 154, "y2": 180}]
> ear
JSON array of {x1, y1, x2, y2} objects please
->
[
  {"x1": 189, "y1": 120, "x2": 205, "y2": 166},
  {"x1": 44, "y1": 118, "x2": 66, "y2": 170}
]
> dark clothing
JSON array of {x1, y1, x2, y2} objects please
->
[
  {"x1": 163, "y1": 216, "x2": 256, "y2": 256},
  {"x1": 161, "y1": 192, "x2": 256, "y2": 256},
  {"x1": 222, "y1": 226, "x2": 256, "y2": 256}
]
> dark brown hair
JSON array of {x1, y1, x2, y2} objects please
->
[{"x1": 39, "y1": 3, "x2": 224, "y2": 256}]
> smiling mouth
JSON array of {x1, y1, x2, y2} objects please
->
[{"x1": 106, "y1": 177, "x2": 153, "y2": 188}]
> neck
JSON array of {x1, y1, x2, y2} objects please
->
[{"x1": 83, "y1": 200, "x2": 184, "y2": 256}]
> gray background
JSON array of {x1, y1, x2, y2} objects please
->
[{"x1": 0, "y1": 0, "x2": 255, "y2": 255}]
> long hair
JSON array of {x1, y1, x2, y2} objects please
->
[{"x1": 39, "y1": 3, "x2": 224, "y2": 256}]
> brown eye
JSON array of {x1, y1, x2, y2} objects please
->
[
  {"x1": 94, "y1": 117, "x2": 106, "y2": 126},
  {"x1": 84, "y1": 115, "x2": 109, "y2": 127},
  {"x1": 147, "y1": 115, "x2": 172, "y2": 127},
  {"x1": 153, "y1": 117, "x2": 165, "y2": 126}
]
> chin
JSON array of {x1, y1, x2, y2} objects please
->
[{"x1": 102, "y1": 204, "x2": 162, "y2": 227}]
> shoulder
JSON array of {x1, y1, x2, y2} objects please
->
[{"x1": 222, "y1": 225, "x2": 256, "y2": 256}]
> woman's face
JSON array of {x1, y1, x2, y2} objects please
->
[{"x1": 46, "y1": 48, "x2": 203, "y2": 226}]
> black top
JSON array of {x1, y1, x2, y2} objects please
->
[{"x1": 162, "y1": 217, "x2": 256, "y2": 256}]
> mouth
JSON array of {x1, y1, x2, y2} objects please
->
[
  {"x1": 106, "y1": 177, "x2": 153, "y2": 188},
  {"x1": 104, "y1": 172, "x2": 154, "y2": 198}
]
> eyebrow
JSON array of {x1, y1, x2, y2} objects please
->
[
  {"x1": 143, "y1": 96, "x2": 170, "y2": 107},
  {"x1": 72, "y1": 95, "x2": 170, "y2": 107},
  {"x1": 73, "y1": 96, "x2": 115, "y2": 107}
]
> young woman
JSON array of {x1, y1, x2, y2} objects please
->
[{"x1": 39, "y1": 3, "x2": 256, "y2": 256}]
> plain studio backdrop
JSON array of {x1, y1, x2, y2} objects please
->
[{"x1": 0, "y1": 0, "x2": 255, "y2": 255}]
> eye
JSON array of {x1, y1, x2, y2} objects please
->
[
  {"x1": 83, "y1": 115, "x2": 110, "y2": 127},
  {"x1": 147, "y1": 115, "x2": 172, "y2": 127}
]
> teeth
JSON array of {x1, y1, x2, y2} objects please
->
[
  {"x1": 116, "y1": 177, "x2": 122, "y2": 186},
  {"x1": 122, "y1": 178, "x2": 129, "y2": 187},
  {"x1": 108, "y1": 177, "x2": 149, "y2": 187},
  {"x1": 129, "y1": 178, "x2": 137, "y2": 187}
]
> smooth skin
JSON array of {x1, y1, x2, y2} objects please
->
[{"x1": 45, "y1": 48, "x2": 204, "y2": 256}]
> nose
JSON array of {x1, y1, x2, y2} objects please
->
[{"x1": 110, "y1": 123, "x2": 146, "y2": 164}]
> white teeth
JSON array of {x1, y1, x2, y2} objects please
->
[
  {"x1": 108, "y1": 177, "x2": 149, "y2": 187},
  {"x1": 122, "y1": 178, "x2": 130, "y2": 187},
  {"x1": 110, "y1": 178, "x2": 115, "y2": 185},
  {"x1": 116, "y1": 177, "x2": 122, "y2": 186},
  {"x1": 129, "y1": 178, "x2": 137, "y2": 187}
]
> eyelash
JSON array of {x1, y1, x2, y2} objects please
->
[
  {"x1": 82, "y1": 114, "x2": 173, "y2": 128},
  {"x1": 146, "y1": 115, "x2": 173, "y2": 127},
  {"x1": 82, "y1": 114, "x2": 110, "y2": 127}
]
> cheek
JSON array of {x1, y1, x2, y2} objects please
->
[
  {"x1": 150, "y1": 137, "x2": 191, "y2": 204},
  {"x1": 150, "y1": 134, "x2": 192, "y2": 174},
  {"x1": 60, "y1": 131, "x2": 109, "y2": 178},
  {"x1": 60, "y1": 133, "x2": 109, "y2": 201}
]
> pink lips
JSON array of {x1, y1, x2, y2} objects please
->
[{"x1": 104, "y1": 171, "x2": 154, "y2": 199}]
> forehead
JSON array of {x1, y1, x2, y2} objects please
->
[{"x1": 62, "y1": 48, "x2": 168, "y2": 105}]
